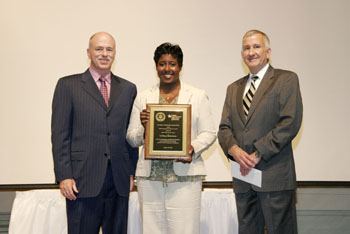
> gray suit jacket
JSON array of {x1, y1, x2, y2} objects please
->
[
  {"x1": 51, "y1": 69, "x2": 138, "y2": 197},
  {"x1": 218, "y1": 66, "x2": 303, "y2": 193}
]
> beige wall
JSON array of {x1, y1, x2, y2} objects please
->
[{"x1": 0, "y1": 0, "x2": 349, "y2": 184}]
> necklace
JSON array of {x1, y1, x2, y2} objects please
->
[
  {"x1": 162, "y1": 92, "x2": 178, "y2": 103},
  {"x1": 160, "y1": 83, "x2": 180, "y2": 103}
]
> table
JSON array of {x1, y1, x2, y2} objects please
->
[{"x1": 9, "y1": 189, "x2": 238, "y2": 234}]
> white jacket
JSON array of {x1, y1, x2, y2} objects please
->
[{"x1": 127, "y1": 80, "x2": 217, "y2": 177}]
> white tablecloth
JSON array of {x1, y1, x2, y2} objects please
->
[{"x1": 9, "y1": 189, "x2": 238, "y2": 234}]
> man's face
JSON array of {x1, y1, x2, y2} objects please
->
[
  {"x1": 241, "y1": 33, "x2": 271, "y2": 74},
  {"x1": 87, "y1": 33, "x2": 116, "y2": 75}
]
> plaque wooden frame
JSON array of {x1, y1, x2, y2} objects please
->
[{"x1": 145, "y1": 104, "x2": 191, "y2": 160}]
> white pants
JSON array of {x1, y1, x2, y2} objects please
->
[{"x1": 137, "y1": 180, "x2": 202, "y2": 234}]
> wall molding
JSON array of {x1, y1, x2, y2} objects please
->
[{"x1": 1, "y1": 181, "x2": 350, "y2": 191}]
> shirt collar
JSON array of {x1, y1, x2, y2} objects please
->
[
  {"x1": 250, "y1": 63, "x2": 270, "y2": 81},
  {"x1": 89, "y1": 67, "x2": 111, "y2": 84}
]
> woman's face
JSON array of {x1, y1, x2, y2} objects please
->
[{"x1": 156, "y1": 54, "x2": 181, "y2": 85}]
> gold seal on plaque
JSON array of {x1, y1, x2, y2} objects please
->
[{"x1": 155, "y1": 112, "x2": 166, "y2": 122}]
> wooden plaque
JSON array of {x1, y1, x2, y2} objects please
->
[{"x1": 145, "y1": 104, "x2": 191, "y2": 160}]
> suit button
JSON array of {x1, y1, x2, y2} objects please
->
[
  {"x1": 107, "y1": 132, "x2": 110, "y2": 136},
  {"x1": 104, "y1": 153, "x2": 108, "y2": 157}
]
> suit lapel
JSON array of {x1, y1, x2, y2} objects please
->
[
  {"x1": 148, "y1": 85, "x2": 160, "y2": 104},
  {"x1": 81, "y1": 70, "x2": 107, "y2": 110},
  {"x1": 236, "y1": 76, "x2": 248, "y2": 123},
  {"x1": 246, "y1": 66, "x2": 275, "y2": 122},
  {"x1": 108, "y1": 73, "x2": 123, "y2": 113},
  {"x1": 178, "y1": 81, "x2": 193, "y2": 104},
  {"x1": 150, "y1": 81, "x2": 192, "y2": 104}
]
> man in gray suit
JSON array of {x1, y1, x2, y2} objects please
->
[
  {"x1": 51, "y1": 32, "x2": 138, "y2": 234},
  {"x1": 218, "y1": 30, "x2": 303, "y2": 234}
]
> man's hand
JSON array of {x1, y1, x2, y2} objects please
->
[
  {"x1": 252, "y1": 152, "x2": 261, "y2": 165},
  {"x1": 229, "y1": 145, "x2": 257, "y2": 176},
  {"x1": 239, "y1": 152, "x2": 261, "y2": 176},
  {"x1": 130, "y1": 176, "x2": 135, "y2": 192},
  {"x1": 59, "y1": 178, "x2": 78, "y2": 200}
]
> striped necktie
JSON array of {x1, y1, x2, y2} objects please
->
[
  {"x1": 99, "y1": 77, "x2": 109, "y2": 107},
  {"x1": 243, "y1": 76, "x2": 258, "y2": 118}
]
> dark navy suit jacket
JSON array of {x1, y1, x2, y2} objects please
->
[{"x1": 52, "y1": 69, "x2": 138, "y2": 197}]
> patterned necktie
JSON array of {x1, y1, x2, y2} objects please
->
[
  {"x1": 243, "y1": 76, "x2": 258, "y2": 118},
  {"x1": 99, "y1": 77, "x2": 109, "y2": 107}
]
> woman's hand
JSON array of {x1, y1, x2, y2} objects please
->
[
  {"x1": 174, "y1": 145, "x2": 194, "y2": 163},
  {"x1": 140, "y1": 109, "x2": 150, "y2": 128}
]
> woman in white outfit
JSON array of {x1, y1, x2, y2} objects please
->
[{"x1": 126, "y1": 42, "x2": 216, "y2": 234}]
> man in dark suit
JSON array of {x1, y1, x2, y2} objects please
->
[
  {"x1": 218, "y1": 30, "x2": 303, "y2": 234},
  {"x1": 51, "y1": 32, "x2": 138, "y2": 234}
]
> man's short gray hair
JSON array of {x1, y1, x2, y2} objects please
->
[{"x1": 243, "y1": 30, "x2": 270, "y2": 49}]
